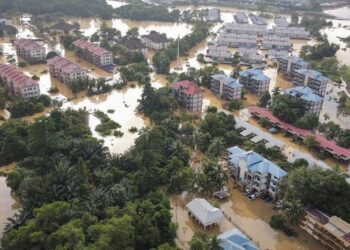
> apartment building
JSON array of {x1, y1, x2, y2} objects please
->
[
  {"x1": 234, "y1": 12, "x2": 249, "y2": 24},
  {"x1": 285, "y1": 86, "x2": 324, "y2": 115},
  {"x1": 227, "y1": 146, "x2": 288, "y2": 199},
  {"x1": 261, "y1": 35, "x2": 292, "y2": 50},
  {"x1": 141, "y1": 31, "x2": 170, "y2": 50},
  {"x1": 73, "y1": 39, "x2": 113, "y2": 69},
  {"x1": 274, "y1": 16, "x2": 289, "y2": 27},
  {"x1": 273, "y1": 26, "x2": 311, "y2": 40},
  {"x1": 239, "y1": 68, "x2": 270, "y2": 95},
  {"x1": 238, "y1": 47, "x2": 264, "y2": 64},
  {"x1": 293, "y1": 69, "x2": 329, "y2": 96},
  {"x1": 14, "y1": 39, "x2": 46, "y2": 63},
  {"x1": 211, "y1": 74, "x2": 242, "y2": 100},
  {"x1": 119, "y1": 37, "x2": 148, "y2": 54},
  {"x1": 277, "y1": 55, "x2": 309, "y2": 80},
  {"x1": 300, "y1": 208, "x2": 350, "y2": 250},
  {"x1": 206, "y1": 8, "x2": 221, "y2": 21},
  {"x1": 170, "y1": 80, "x2": 203, "y2": 113},
  {"x1": 207, "y1": 45, "x2": 232, "y2": 63},
  {"x1": 268, "y1": 49, "x2": 289, "y2": 59},
  {"x1": 0, "y1": 64, "x2": 40, "y2": 100},
  {"x1": 223, "y1": 23, "x2": 269, "y2": 36},
  {"x1": 217, "y1": 33, "x2": 258, "y2": 48},
  {"x1": 47, "y1": 56, "x2": 88, "y2": 84},
  {"x1": 249, "y1": 14, "x2": 267, "y2": 25}
]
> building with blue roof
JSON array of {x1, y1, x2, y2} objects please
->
[
  {"x1": 238, "y1": 68, "x2": 270, "y2": 95},
  {"x1": 218, "y1": 229, "x2": 259, "y2": 250},
  {"x1": 277, "y1": 55, "x2": 309, "y2": 80},
  {"x1": 227, "y1": 146, "x2": 288, "y2": 199},
  {"x1": 285, "y1": 86, "x2": 324, "y2": 116},
  {"x1": 211, "y1": 74, "x2": 243, "y2": 100},
  {"x1": 292, "y1": 69, "x2": 329, "y2": 96}
]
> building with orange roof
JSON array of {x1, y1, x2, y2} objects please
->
[
  {"x1": 170, "y1": 80, "x2": 203, "y2": 112},
  {"x1": 47, "y1": 56, "x2": 87, "y2": 84}
]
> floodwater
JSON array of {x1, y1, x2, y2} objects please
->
[
  {"x1": 323, "y1": 6, "x2": 350, "y2": 20},
  {"x1": 0, "y1": 176, "x2": 18, "y2": 238}
]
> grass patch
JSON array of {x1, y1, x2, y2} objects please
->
[
  {"x1": 94, "y1": 110, "x2": 121, "y2": 136},
  {"x1": 339, "y1": 91, "x2": 350, "y2": 115}
]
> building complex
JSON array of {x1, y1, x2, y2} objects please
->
[
  {"x1": 170, "y1": 80, "x2": 203, "y2": 112},
  {"x1": 211, "y1": 74, "x2": 242, "y2": 100},
  {"x1": 277, "y1": 55, "x2": 309, "y2": 80},
  {"x1": 0, "y1": 64, "x2": 40, "y2": 100},
  {"x1": 14, "y1": 38, "x2": 46, "y2": 63},
  {"x1": 239, "y1": 68, "x2": 270, "y2": 95}
]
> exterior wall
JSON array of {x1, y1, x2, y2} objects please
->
[
  {"x1": 293, "y1": 72, "x2": 328, "y2": 96},
  {"x1": 240, "y1": 76, "x2": 269, "y2": 95},
  {"x1": 15, "y1": 41, "x2": 46, "y2": 62},
  {"x1": 172, "y1": 89, "x2": 203, "y2": 113},
  {"x1": 18, "y1": 85, "x2": 40, "y2": 100},
  {"x1": 278, "y1": 58, "x2": 309, "y2": 80},
  {"x1": 211, "y1": 79, "x2": 242, "y2": 100}
]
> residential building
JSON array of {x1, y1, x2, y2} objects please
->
[
  {"x1": 274, "y1": 16, "x2": 289, "y2": 27},
  {"x1": 227, "y1": 146, "x2": 288, "y2": 199},
  {"x1": 218, "y1": 229, "x2": 259, "y2": 250},
  {"x1": 239, "y1": 47, "x2": 264, "y2": 64},
  {"x1": 234, "y1": 12, "x2": 249, "y2": 24},
  {"x1": 273, "y1": 26, "x2": 311, "y2": 40},
  {"x1": 207, "y1": 45, "x2": 232, "y2": 63},
  {"x1": 14, "y1": 39, "x2": 46, "y2": 63},
  {"x1": 48, "y1": 22, "x2": 78, "y2": 35},
  {"x1": 261, "y1": 35, "x2": 292, "y2": 50},
  {"x1": 186, "y1": 198, "x2": 224, "y2": 228},
  {"x1": 47, "y1": 56, "x2": 88, "y2": 84},
  {"x1": 268, "y1": 49, "x2": 289, "y2": 59},
  {"x1": 239, "y1": 68, "x2": 270, "y2": 95},
  {"x1": 141, "y1": 31, "x2": 170, "y2": 50},
  {"x1": 300, "y1": 208, "x2": 350, "y2": 250},
  {"x1": 217, "y1": 33, "x2": 258, "y2": 48},
  {"x1": 211, "y1": 74, "x2": 242, "y2": 100},
  {"x1": 277, "y1": 55, "x2": 309, "y2": 80},
  {"x1": 285, "y1": 86, "x2": 324, "y2": 115},
  {"x1": 119, "y1": 37, "x2": 148, "y2": 54},
  {"x1": 223, "y1": 23, "x2": 269, "y2": 36},
  {"x1": 170, "y1": 80, "x2": 203, "y2": 112},
  {"x1": 293, "y1": 69, "x2": 329, "y2": 96},
  {"x1": 73, "y1": 39, "x2": 113, "y2": 70},
  {"x1": 0, "y1": 64, "x2": 40, "y2": 100},
  {"x1": 206, "y1": 8, "x2": 221, "y2": 21},
  {"x1": 249, "y1": 14, "x2": 267, "y2": 25}
]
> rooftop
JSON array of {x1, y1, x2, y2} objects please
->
[
  {"x1": 171, "y1": 80, "x2": 202, "y2": 95},
  {"x1": 73, "y1": 39, "x2": 111, "y2": 56},
  {"x1": 285, "y1": 86, "x2": 323, "y2": 102},
  {"x1": 218, "y1": 229, "x2": 259, "y2": 250},
  {"x1": 294, "y1": 69, "x2": 329, "y2": 82},
  {"x1": 119, "y1": 37, "x2": 146, "y2": 51},
  {"x1": 211, "y1": 74, "x2": 242, "y2": 89},
  {"x1": 141, "y1": 31, "x2": 169, "y2": 43},
  {"x1": 186, "y1": 198, "x2": 224, "y2": 226},
  {"x1": 239, "y1": 68, "x2": 270, "y2": 82}
]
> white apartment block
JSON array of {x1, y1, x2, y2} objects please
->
[
  {"x1": 47, "y1": 56, "x2": 88, "y2": 84},
  {"x1": 277, "y1": 55, "x2": 309, "y2": 79},
  {"x1": 0, "y1": 64, "x2": 40, "y2": 100},
  {"x1": 292, "y1": 69, "x2": 329, "y2": 96},
  {"x1": 217, "y1": 33, "x2": 258, "y2": 48},
  {"x1": 261, "y1": 35, "x2": 292, "y2": 50},
  {"x1": 14, "y1": 39, "x2": 46, "y2": 62},
  {"x1": 273, "y1": 26, "x2": 311, "y2": 40},
  {"x1": 227, "y1": 146, "x2": 288, "y2": 199},
  {"x1": 141, "y1": 31, "x2": 170, "y2": 50},
  {"x1": 238, "y1": 47, "x2": 264, "y2": 64},
  {"x1": 223, "y1": 23, "x2": 269, "y2": 36},
  {"x1": 207, "y1": 45, "x2": 232, "y2": 63},
  {"x1": 234, "y1": 12, "x2": 249, "y2": 24},
  {"x1": 73, "y1": 39, "x2": 113, "y2": 68},
  {"x1": 211, "y1": 74, "x2": 242, "y2": 100},
  {"x1": 239, "y1": 68, "x2": 270, "y2": 95}
]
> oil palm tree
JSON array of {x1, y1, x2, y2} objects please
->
[{"x1": 282, "y1": 199, "x2": 303, "y2": 224}]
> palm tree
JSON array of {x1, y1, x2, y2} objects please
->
[
  {"x1": 208, "y1": 235, "x2": 223, "y2": 250},
  {"x1": 272, "y1": 86, "x2": 281, "y2": 98},
  {"x1": 207, "y1": 137, "x2": 225, "y2": 158},
  {"x1": 282, "y1": 199, "x2": 303, "y2": 224}
]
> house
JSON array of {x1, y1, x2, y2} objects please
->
[
  {"x1": 170, "y1": 80, "x2": 203, "y2": 113},
  {"x1": 73, "y1": 39, "x2": 113, "y2": 70},
  {"x1": 48, "y1": 22, "x2": 78, "y2": 35},
  {"x1": 300, "y1": 208, "x2": 350, "y2": 250},
  {"x1": 273, "y1": 26, "x2": 310, "y2": 40},
  {"x1": 292, "y1": 69, "x2": 329, "y2": 96},
  {"x1": 234, "y1": 12, "x2": 249, "y2": 24},
  {"x1": 119, "y1": 37, "x2": 148, "y2": 54},
  {"x1": 261, "y1": 35, "x2": 292, "y2": 51},
  {"x1": 211, "y1": 74, "x2": 242, "y2": 100},
  {"x1": 277, "y1": 55, "x2": 309, "y2": 80},
  {"x1": 207, "y1": 45, "x2": 232, "y2": 63},
  {"x1": 227, "y1": 146, "x2": 288, "y2": 199},
  {"x1": 14, "y1": 39, "x2": 46, "y2": 63},
  {"x1": 239, "y1": 68, "x2": 270, "y2": 95},
  {"x1": 217, "y1": 33, "x2": 258, "y2": 48},
  {"x1": 285, "y1": 86, "x2": 324, "y2": 115},
  {"x1": 186, "y1": 198, "x2": 224, "y2": 228},
  {"x1": 206, "y1": 8, "x2": 221, "y2": 22},
  {"x1": 47, "y1": 56, "x2": 88, "y2": 84},
  {"x1": 141, "y1": 31, "x2": 170, "y2": 50},
  {"x1": 218, "y1": 229, "x2": 259, "y2": 250},
  {"x1": 0, "y1": 64, "x2": 40, "y2": 100}
]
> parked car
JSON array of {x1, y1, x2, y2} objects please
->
[{"x1": 248, "y1": 193, "x2": 259, "y2": 201}]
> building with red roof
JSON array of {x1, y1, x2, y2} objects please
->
[
  {"x1": 73, "y1": 39, "x2": 113, "y2": 70},
  {"x1": 248, "y1": 105, "x2": 350, "y2": 161},
  {"x1": 0, "y1": 64, "x2": 40, "y2": 100},
  {"x1": 170, "y1": 80, "x2": 203, "y2": 112},
  {"x1": 47, "y1": 56, "x2": 87, "y2": 84},
  {"x1": 14, "y1": 39, "x2": 46, "y2": 63}
]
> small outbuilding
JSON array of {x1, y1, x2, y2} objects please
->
[{"x1": 186, "y1": 198, "x2": 224, "y2": 228}]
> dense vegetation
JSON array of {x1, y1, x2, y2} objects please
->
[
  {"x1": 300, "y1": 16, "x2": 332, "y2": 40},
  {"x1": 115, "y1": 4, "x2": 180, "y2": 21},
  {"x1": 0, "y1": 0, "x2": 113, "y2": 18},
  {"x1": 318, "y1": 122, "x2": 350, "y2": 148},
  {"x1": 94, "y1": 110, "x2": 122, "y2": 137},
  {"x1": 119, "y1": 62, "x2": 151, "y2": 85},
  {"x1": 8, "y1": 95, "x2": 52, "y2": 118},
  {"x1": 152, "y1": 22, "x2": 211, "y2": 74},
  {"x1": 299, "y1": 40, "x2": 339, "y2": 61},
  {"x1": 340, "y1": 36, "x2": 350, "y2": 48}
]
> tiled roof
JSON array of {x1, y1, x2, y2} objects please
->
[
  {"x1": 141, "y1": 31, "x2": 169, "y2": 43},
  {"x1": 119, "y1": 37, "x2": 146, "y2": 50},
  {"x1": 73, "y1": 39, "x2": 111, "y2": 56},
  {"x1": 47, "y1": 56, "x2": 86, "y2": 74},
  {"x1": 171, "y1": 80, "x2": 202, "y2": 95},
  {"x1": 0, "y1": 64, "x2": 39, "y2": 89},
  {"x1": 212, "y1": 74, "x2": 242, "y2": 89},
  {"x1": 14, "y1": 39, "x2": 45, "y2": 51},
  {"x1": 285, "y1": 86, "x2": 323, "y2": 102}
]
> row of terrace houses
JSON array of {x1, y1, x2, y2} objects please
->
[
  {"x1": 227, "y1": 146, "x2": 288, "y2": 199},
  {"x1": 261, "y1": 35, "x2": 292, "y2": 50},
  {"x1": 238, "y1": 47, "x2": 264, "y2": 64},
  {"x1": 234, "y1": 12, "x2": 249, "y2": 24},
  {"x1": 207, "y1": 45, "x2": 232, "y2": 63},
  {"x1": 73, "y1": 39, "x2": 113, "y2": 69},
  {"x1": 14, "y1": 38, "x2": 46, "y2": 63},
  {"x1": 285, "y1": 86, "x2": 324, "y2": 115},
  {"x1": 47, "y1": 56, "x2": 88, "y2": 84},
  {"x1": 211, "y1": 74, "x2": 242, "y2": 100},
  {"x1": 272, "y1": 26, "x2": 311, "y2": 40},
  {"x1": 249, "y1": 14, "x2": 267, "y2": 25},
  {"x1": 239, "y1": 68, "x2": 270, "y2": 95},
  {"x1": 217, "y1": 33, "x2": 258, "y2": 48},
  {"x1": 0, "y1": 64, "x2": 40, "y2": 100},
  {"x1": 223, "y1": 23, "x2": 269, "y2": 36}
]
